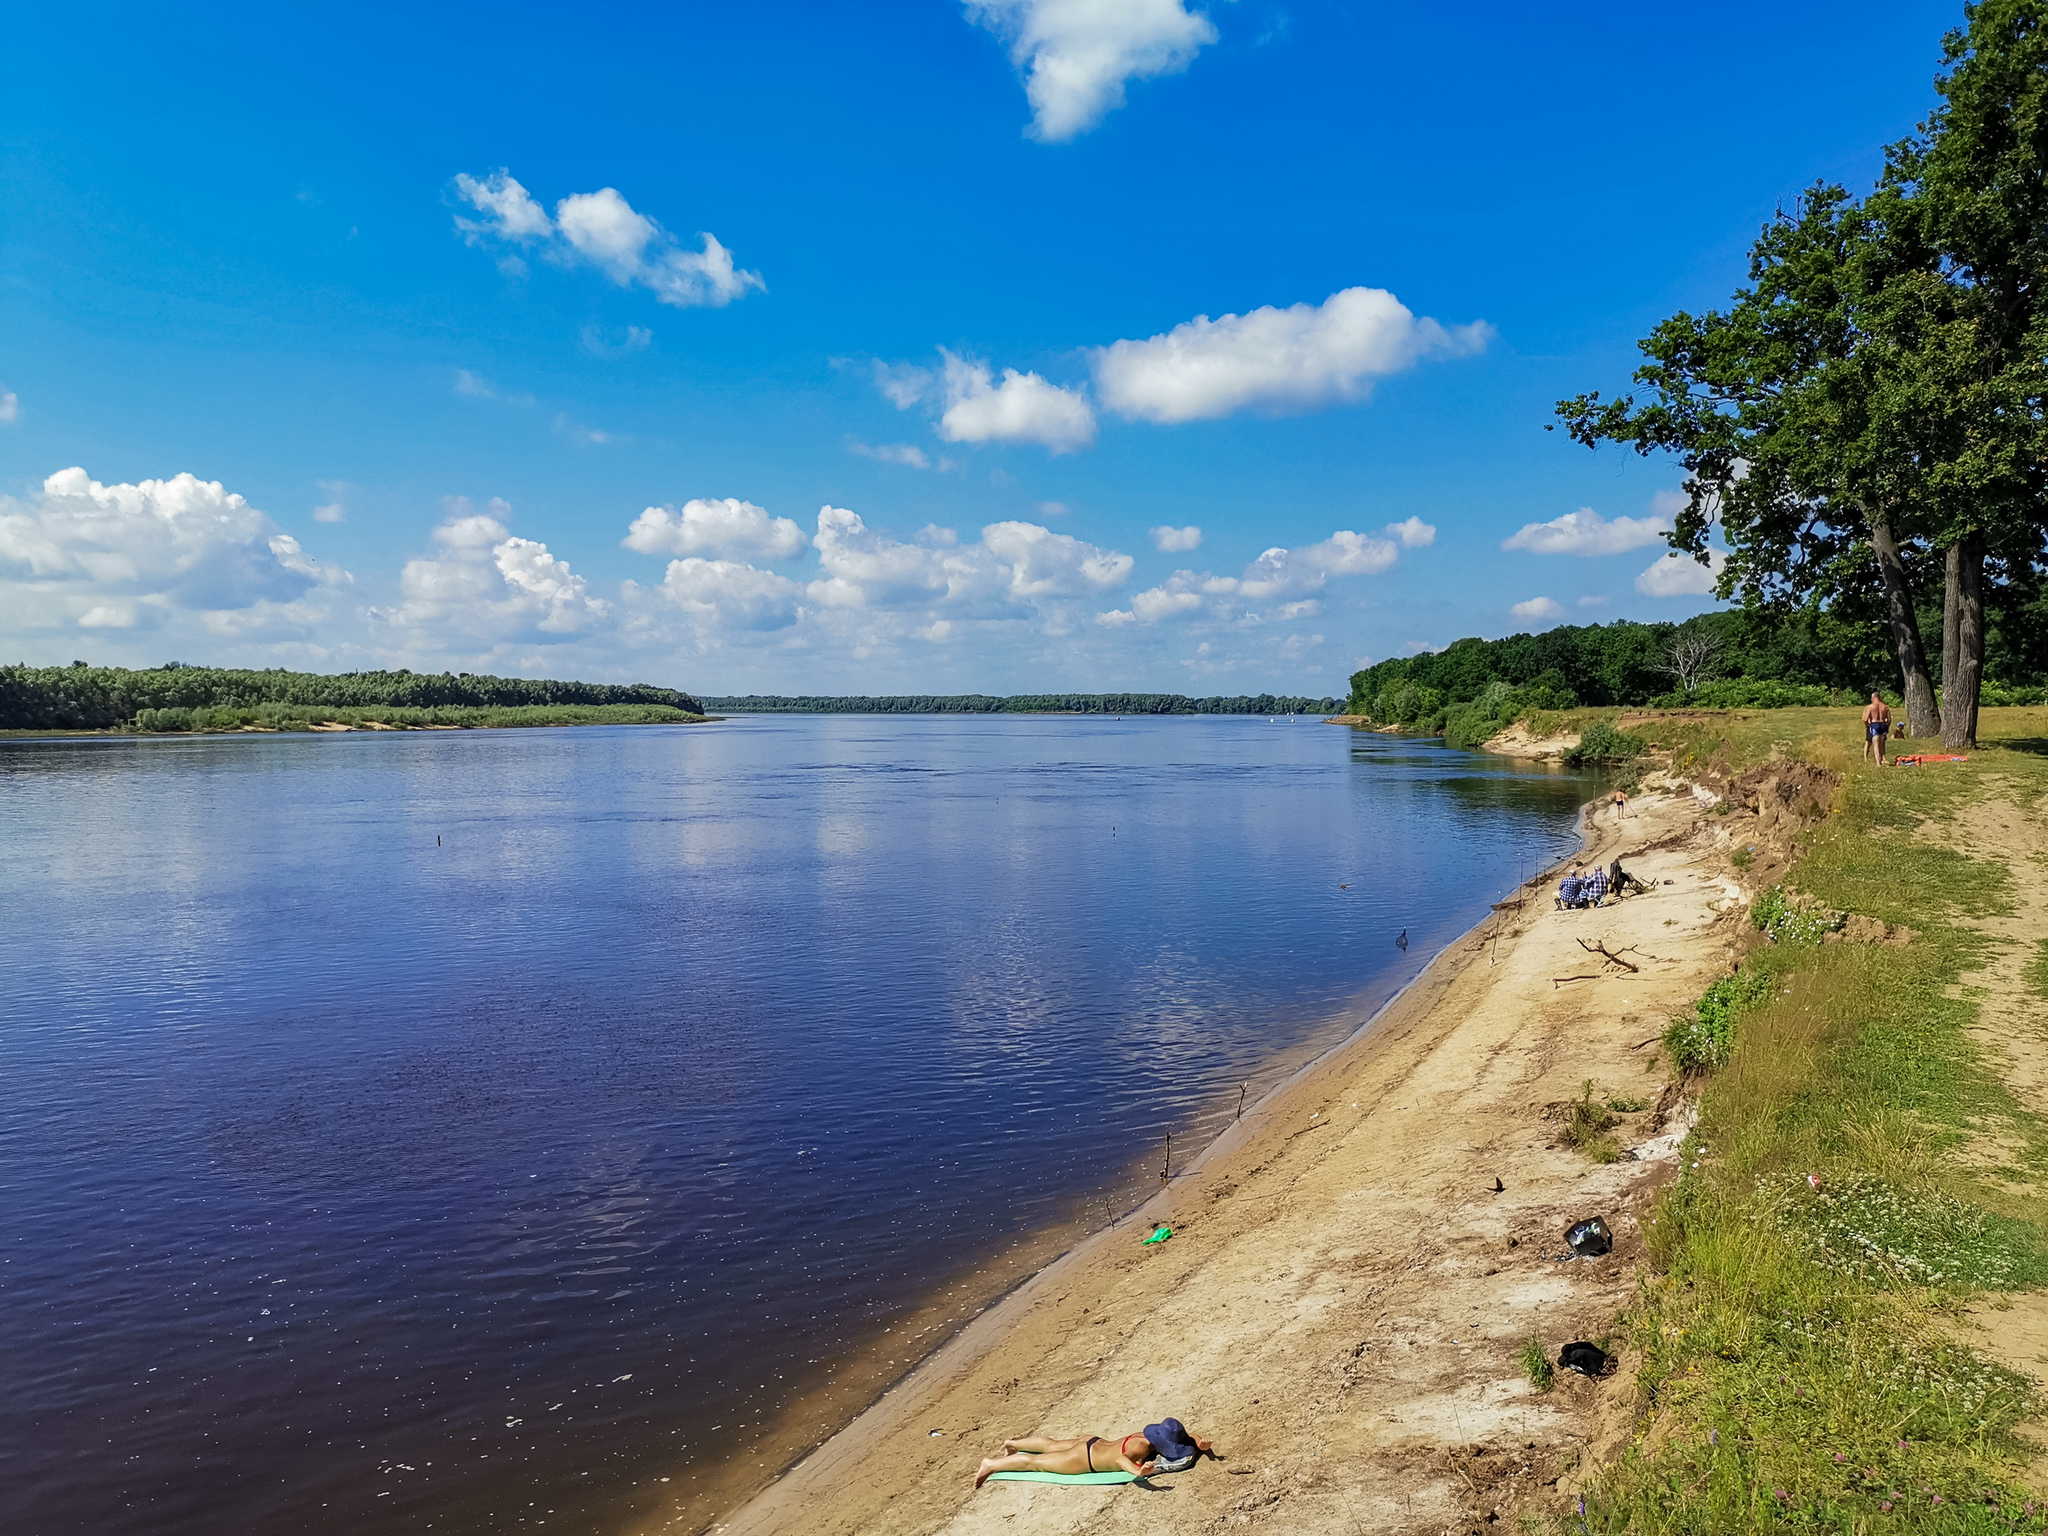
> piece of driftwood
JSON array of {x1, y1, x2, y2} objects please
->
[{"x1": 1575, "y1": 938, "x2": 1640, "y2": 973}]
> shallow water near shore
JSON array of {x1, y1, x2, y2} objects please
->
[{"x1": 0, "y1": 715, "x2": 1595, "y2": 1534}]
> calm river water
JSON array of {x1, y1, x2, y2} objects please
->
[{"x1": 0, "y1": 715, "x2": 1594, "y2": 1534}]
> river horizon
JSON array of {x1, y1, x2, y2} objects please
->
[{"x1": 1, "y1": 716, "x2": 1596, "y2": 1534}]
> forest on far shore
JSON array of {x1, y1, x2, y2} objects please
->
[{"x1": 0, "y1": 663, "x2": 706, "y2": 731}]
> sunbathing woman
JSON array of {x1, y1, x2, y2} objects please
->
[{"x1": 974, "y1": 1418, "x2": 1212, "y2": 1488}]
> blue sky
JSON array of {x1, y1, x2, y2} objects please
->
[{"x1": 0, "y1": 0, "x2": 1959, "y2": 694}]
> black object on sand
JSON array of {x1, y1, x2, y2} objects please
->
[
  {"x1": 1558, "y1": 1341, "x2": 1615, "y2": 1377},
  {"x1": 1564, "y1": 1217, "x2": 1614, "y2": 1258}
]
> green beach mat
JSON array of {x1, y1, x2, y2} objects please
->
[{"x1": 986, "y1": 1470, "x2": 1136, "y2": 1484}]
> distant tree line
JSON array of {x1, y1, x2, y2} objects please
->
[
  {"x1": 704, "y1": 693, "x2": 1342, "y2": 715},
  {"x1": 1347, "y1": 610, "x2": 2045, "y2": 749},
  {"x1": 0, "y1": 663, "x2": 705, "y2": 730}
]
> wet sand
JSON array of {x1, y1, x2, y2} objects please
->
[{"x1": 645, "y1": 781, "x2": 1742, "y2": 1536}]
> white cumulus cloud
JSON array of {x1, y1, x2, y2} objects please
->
[
  {"x1": 453, "y1": 170, "x2": 763, "y2": 309},
  {"x1": 0, "y1": 387, "x2": 18, "y2": 424},
  {"x1": 388, "y1": 499, "x2": 608, "y2": 639},
  {"x1": 1091, "y1": 288, "x2": 1491, "y2": 423},
  {"x1": 981, "y1": 520, "x2": 1133, "y2": 597},
  {"x1": 1510, "y1": 596, "x2": 1567, "y2": 625},
  {"x1": 1102, "y1": 519, "x2": 1427, "y2": 624},
  {"x1": 1151, "y1": 524, "x2": 1201, "y2": 552},
  {"x1": 657, "y1": 558, "x2": 804, "y2": 632},
  {"x1": 937, "y1": 353, "x2": 1096, "y2": 452},
  {"x1": 964, "y1": 0, "x2": 1218, "y2": 141},
  {"x1": 623, "y1": 498, "x2": 808, "y2": 561},
  {"x1": 1636, "y1": 550, "x2": 1726, "y2": 597},
  {"x1": 804, "y1": 505, "x2": 1128, "y2": 613},
  {"x1": 0, "y1": 467, "x2": 351, "y2": 640},
  {"x1": 1502, "y1": 506, "x2": 1671, "y2": 556},
  {"x1": 873, "y1": 351, "x2": 1096, "y2": 453}
]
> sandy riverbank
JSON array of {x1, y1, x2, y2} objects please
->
[{"x1": 659, "y1": 782, "x2": 1750, "y2": 1536}]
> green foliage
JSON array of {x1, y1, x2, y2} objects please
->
[
  {"x1": 1565, "y1": 721, "x2": 1648, "y2": 765},
  {"x1": 701, "y1": 692, "x2": 1340, "y2": 715},
  {"x1": 1344, "y1": 609, "x2": 1915, "y2": 723},
  {"x1": 1664, "y1": 969, "x2": 1771, "y2": 1075},
  {"x1": 1979, "y1": 679, "x2": 2048, "y2": 707},
  {"x1": 1751, "y1": 886, "x2": 1848, "y2": 944},
  {"x1": 1676, "y1": 678, "x2": 1846, "y2": 709},
  {"x1": 131, "y1": 703, "x2": 700, "y2": 732},
  {"x1": 1519, "y1": 1337, "x2": 1554, "y2": 1394},
  {"x1": 0, "y1": 663, "x2": 704, "y2": 730},
  {"x1": 1563, "y1": 1080, "x2": 1622, "y2": 1162}
]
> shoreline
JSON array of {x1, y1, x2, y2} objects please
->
[
  {"x1": 668, "y1": 783, "x2": 1737, "y2": 1536},
  {"x1": 631, "y1": 866, "x2": 1563, "y2": 1536}
]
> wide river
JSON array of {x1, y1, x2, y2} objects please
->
[{"x1": 1, "y1": 715, "x2": 1595, "y2": 1534}]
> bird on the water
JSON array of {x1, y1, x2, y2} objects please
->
[{"x1": 1395, "y1": 928, "x2": 1408, "y2": 950}]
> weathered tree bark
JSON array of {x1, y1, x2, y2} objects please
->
[
  {"x1": 1942, "y1": 531, "x2": 1984, "y2": 748},
  {"x1": 1941, "y1": 541, "x2": 1962, "y2": 699},
  {"x1": 1867, "y1": 511, "x2": 1940, "y2": 737}
]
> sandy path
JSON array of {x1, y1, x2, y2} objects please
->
[{"x1": 658, "y1": 788, "x2": 1745, "y2": 1536}]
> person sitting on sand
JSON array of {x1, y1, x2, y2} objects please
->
[
  {"x1": 1863, "y1": 692, "x2": 1893, "y2": 765},
  {"x1": 975, "y1": 1418, "x2": 1213, "y2": 1487},
  {"x1": 1556, "y1": 869, "x2": 1583, "y2": 910},
  {"x1": 1581, "y1": 863, "x2": 1609, "y2": 907}
]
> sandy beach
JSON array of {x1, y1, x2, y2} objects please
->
[{"x1": 653, "y1": 777, "x2": 1755, "y2": 1536}]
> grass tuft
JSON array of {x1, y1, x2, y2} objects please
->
[
  {"x1": 1520, "y1": 1336, "x2": 1554, "y2": 1393},
  {"x1": 1563, "y1": 1080, "x2": 1621, "y2": 1162}
]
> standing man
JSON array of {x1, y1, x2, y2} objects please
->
[{"x1": 1862, "y1": 692, "x2": 1893, "y2": 765}]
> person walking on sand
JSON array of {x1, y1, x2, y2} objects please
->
[
  {"x1": 1863, "y1": 692, "x2": 1893, "y2": 765},
  {"x1": 1612, "y1": 788, "x2": 1628, "y2": 821},
  {"x1": 974, "y1": 1418, "x2": 1213, "y2": 1487}
]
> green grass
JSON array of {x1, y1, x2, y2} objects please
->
[
  {"x1": 1564, "y1": 1080, "x2": 1623, "y2": 1163},
  {"x1": 1575, "y1": 723, "x2": 2048, "y2": 1534},
  {"x1": 1522, "y1": 1336, "x2": 1556, "y2": 1393},
  {"x1": 130, "y1": 702, "x2": 706, "y2": 732}
]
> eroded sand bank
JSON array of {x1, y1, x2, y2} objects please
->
[{"x1": 677, "y1": 785, "x2": 1741, "y2": 1536}]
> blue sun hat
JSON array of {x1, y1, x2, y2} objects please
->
[{"x1": 1144, "y1": 1418, "x2": 1200, "y2": 1472}]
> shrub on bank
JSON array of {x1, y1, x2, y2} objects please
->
[
  {"x1": 1663, "y1": 968, "x2": 1770, "y2": 1074},
  {"x1": 1565, "y1": 721, "x2": 1648, "y2": 765}
]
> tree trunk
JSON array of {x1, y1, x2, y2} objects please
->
[
  {"x1": 1941, "y1": 542, "x2": 1962, "y2": 700},
  {"x1": 1942, "y1": 532, "x2": 1984, "y2": 749},
  {"x1": 1868, "y1": 513, "x2": 1940, "y2": 737}
]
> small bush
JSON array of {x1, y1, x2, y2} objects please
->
[
  {"x1": 1663, "y1": 969, "x2": 1770, "y2": 1074},
  {"x1": 1566, "y1": 721, "x2": 1648, "y2": 765},
  {"x1": 1730, "y1": 845, "x2": 1754, "y2": 870},
  {"x1": 1520, "y1": 1337, "x2": 1554, "y2": 1393},
  {"x1": 1563, "y1": 1080, "x2": 1621, "y2": 1161}
]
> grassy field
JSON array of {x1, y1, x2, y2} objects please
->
[{"x1": 1564, "y1": 708, "x2": 2048, "y2": 1533}]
